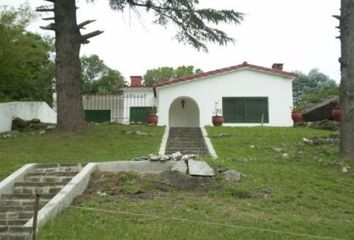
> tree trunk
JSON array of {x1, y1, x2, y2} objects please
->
[
  {"x1": 339, "y1": 0, "x2": 354, "y2": 158},
  {"x1": 54, "y1": 0, "x2": 87, "y2": 132}
]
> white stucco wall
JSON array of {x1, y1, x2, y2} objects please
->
[
  {"x1": 0, "y1": 102, "x2": 57, "y2": 133},
  {"x1": 121, "y1": 87, "x2": 157, "y2": 124},
  {"x1": 157, "y1": 69, "x2": 294, "y2": 127}
]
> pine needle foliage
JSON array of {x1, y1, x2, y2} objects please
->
[{"x1": 108, "y1": 0, "x2": 244, "y2": 51}]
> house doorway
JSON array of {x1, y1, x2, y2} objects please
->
[{"x1": 169, "y1": 97, "x2": 200, "y2": 127}]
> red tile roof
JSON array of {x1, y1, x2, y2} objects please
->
[{"x1": 157, "y1": 61, "x2": 297, "y2": 88}]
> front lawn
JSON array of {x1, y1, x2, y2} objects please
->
[
  {"x1": 0, "y1": 124, "x2": 164, "y2": 180},
  {"x1": 33, "y1": 126, "x2": 354, "y2": 240}
]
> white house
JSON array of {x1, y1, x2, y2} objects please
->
[
  {"x1": 120, "y1": 62, "x2": 297, "y2": 127},
  {"x1": 81, "y1": 62, "x2": 296, "y2": 126}
]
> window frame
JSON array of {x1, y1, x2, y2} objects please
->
[{"x1": 222, "y1": 97, "x2": 269, "y2": 123}]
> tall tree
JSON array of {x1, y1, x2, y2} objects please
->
[
  {"x1": 143, "y1": 65, "x2": 201, "y2": 85},
  {"x1": 36, "y1": 0, "x2": 243, "y2": 132},
  {"x1": 292, "y1": 69, "x2": 337, "y2": 104},
  {"x1": 80, "y1": 54, "x2": 124, "y2": 94},
  {"x1": 337, "y1": 0, "x2": 354, "y2": 158},
  {"x1": 0, "y1": 5, "x2": 54, "y2": 104}
]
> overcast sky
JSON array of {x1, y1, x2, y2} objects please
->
[{"x1": 2, "y1": 0, "x2": 341, "y2": 82}]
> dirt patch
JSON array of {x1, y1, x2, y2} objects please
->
[{"x1": 74, "y1": 171, "x2": 220, "y2": 205}]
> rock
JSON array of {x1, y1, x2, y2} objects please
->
[
  {"x1": 171, "y1": 160, "x2": 188, "y2": 174},
  {"x1": 216, "y1": 133, "x2": 231, "y2": 138},
  {"x1": 181, "y1": 155, "x2": 189, "y2": 161},
  {"x1": 159, "y1": 155, "x2": 170, "y2": 162},
  {"x1": 30, "y1": 118, "x2": 41, "y2": 124},
  {"x1": 30, "y1": 122, "x2": 48, "y2": 130},
  {"x1": 171, "y1": 152, "x2": 183, "y2": 161},
  {"x1": 188, "y1": 160, "x2": 215, "y2": 176},
  {"x1": 187, "y1": 154, "x2": 198, "y2": 159},
  {"x1": 271, "y1": 147, "x2": 282, "y2": 152},
  {"x1": 135, "y1": 130, "x2": 148, "y2": 136},
  {"x1": 307, "y1": 120, "x2": 340, "y2": 131},
  {"x1": 12, "y1": 118, "x2": 28, "y2": 130},
  {"x1": 216, "y1": 168, "x2": 228, "y2": 173},
  {"x1": 39, "y1": 130, "x2": 46, "y2": 135},
  {"x1": 303, "y1": 136, "x2": 339, "y2": 146},
  {"x1": 46, "y1": 125, "x2": 56, "y2": 130},
  {"x1": 222, "y1": 170, "x2": 241, "y2": 182},
  {"x1": 148, "y1": 154, "x2": 160, "y2": 161},
  {"x1": 303, "y1": 137, "x2": 312, "y2": 144}
]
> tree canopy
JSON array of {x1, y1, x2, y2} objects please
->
[
  {"x1": 0, "y1": 5, "x2": 54, "y2": 104},
  {"x1": 80, "y1": 54, "x2": 125, "y2": 94},
  {"x1": 35, "y1": 0, "x2": 244, "y2": 131},
  {"x1": 292, "y1": 69, "x2": 337, "y2": 105},
  {"x1": 143, "y1": 65, "x2": 202, "y2": 85}
]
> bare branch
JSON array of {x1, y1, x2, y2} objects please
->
[
  {"x1": 36, "y1": 6, "x2": 54, "y2": 12},
  {"x1": 81, "y1": 30, "x2": 104, "y2": 44},
  {"x1": 40, "y1": 23, "x2": 56, "y2": 31},
  {"x1": 78, "y1": 20, "x2": 96, "y2": 29},
  {"x1": 42, "y1": 17, "x2": 55, "y2": 21},
  {"x1": 332, "y1": 15, "x2": 341, "y2": 20}
]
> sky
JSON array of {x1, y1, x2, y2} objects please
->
[{"x1": 2, "y1": 0, "x2": 341, "y2": 82}]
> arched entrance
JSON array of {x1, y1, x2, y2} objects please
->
[{"x1": 169, "y1": 97, "x2": 200, "y2": 127}]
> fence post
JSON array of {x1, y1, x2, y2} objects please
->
[{"x1": 32, "y1": 194, "x2": 40, "y2": 240}]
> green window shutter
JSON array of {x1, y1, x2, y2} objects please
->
[
  {"x1": 84, "y1": 110, "x2": 111, "y2": 123},
  {"x1": 130, "y1": 107, "x2": 151, "y2": 123},
  {"x1": 222, "y1": 97, "x2": 269, "y2": 123},
  {"x1": 246, "y1": 98, "x2": 269, "y2": 123}
]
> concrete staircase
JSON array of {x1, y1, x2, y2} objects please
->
[
  {"x1": 0, "y1": 164, "x2": 83, "y2": 240},
  {"x1": 165, "y1": 127, "x2": 209, "y2": 155}
]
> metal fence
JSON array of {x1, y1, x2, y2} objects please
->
[{"x1": 82, "y1": 94, "x2": 148, "y2": 123}]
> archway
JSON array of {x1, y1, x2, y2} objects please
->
[{"x1": 168, "y1": 97, "x2": 200, "y2": 127}]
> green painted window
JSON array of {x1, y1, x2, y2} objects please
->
[
  {"x1": 84, "y1": 110, "x2": 111, "y2": 123},
  {"x1": 130, "y1": 107, "x2": 151, "y2": 123},
  {"x1": 222, "y1": 97, "x2": 269, "y2": 123}
]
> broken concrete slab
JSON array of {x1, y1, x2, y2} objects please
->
[
  {"x1": 188, "y1": 160, "x2": 215, "y2": 176},
  {"x1": 171, "y1": 160, "x2": 188, "y2": 174},
  {"x1": 222, "y1": 170, "x2": 241, "y2": 182}
]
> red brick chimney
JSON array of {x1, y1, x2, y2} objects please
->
[
  {"x1": 130, "y1": 76, "x2": 143, "y2": 87},
  {"x1": 272, "y1": 63, "x2": 284, "y2": 71}
]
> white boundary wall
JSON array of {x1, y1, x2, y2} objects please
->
[{"x1": 0, "y1": 102, "x2": 57, "y2": 133}]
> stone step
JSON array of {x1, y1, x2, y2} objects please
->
[
  {"x1": 166, "y1": 127, "x2": 209, "y2": 156},
  {"x1": 0, "y1": 206, "x2": 35, "y2": 213},
  {"x1": 13, "y1": 183, "x2": 63, "y2": 195},
  {"x1": 0, "y1": 194, "x2": 55, "y2": 200},
  {"x1": 24, "y1": 175, "x2": 72, "y2": 184},
  {"x1": 0, "y1": 233, "x2": 31, "y2": 240},
  {"x1": 0, "y1": 211, "x2": 33, "y2": 220},
  {"x1": 34, "y1": 163, "x2": 85, "y2": 173},
  {"x1": 0, "y1": 200, "x2": 47, "y2": 209},
  {"x1": 0, "y1": 226, "x2": 32, "y2": 234},
  {"x1": 0, "y1": 194, "x2": 52, "y2": 208},
  {"x1": 0, "y1": 219, "x2": 29, "y2": 226},
  {"x1": 25, "y1": 171, "x2": 78, "y2": 177},
  {"x1": 165, "y1": 150, "x2": 209, "y2": 155},
  {"x1": 166, "y1": 143, "x2": 206, "y2": 147},
  {"x1": 166, "y1": 147, "x2": 208, "y2": 151}
]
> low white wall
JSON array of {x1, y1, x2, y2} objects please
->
[
  {"x1": 0, "y1": 102, "x2": 57, "y2": 133},
  {"x1": 0, "y1": 104, "x2": 13, "y2": 133}
]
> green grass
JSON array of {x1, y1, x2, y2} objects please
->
[
  {"x1": 1, "y1": 125, "x2": 354, "y2": 239},
  {"x1": 0, "y1": 124, "x2": 164, "y2": 180}
]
